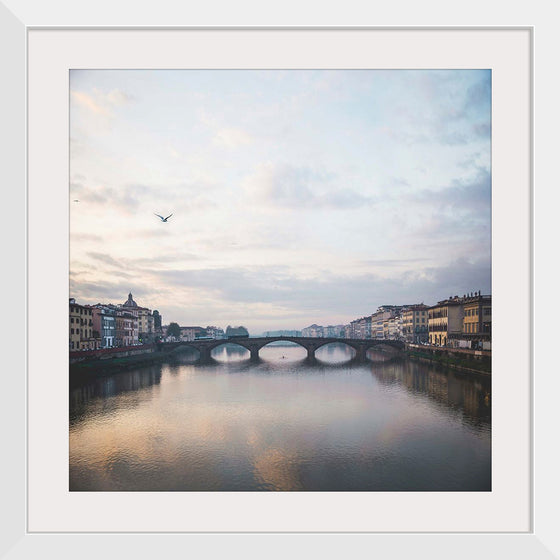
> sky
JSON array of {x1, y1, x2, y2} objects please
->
[{"x1": 69, "y1": 69, "x2": 491, "y2": 334}]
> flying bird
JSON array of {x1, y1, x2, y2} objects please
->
[{"x1": 154, "y1": 213, "x2": 173, "y2": 222}]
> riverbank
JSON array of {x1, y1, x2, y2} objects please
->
[
  {"x1": 404, "y1": 347, "x2": 491, "y2": 375},
  {"x1": 70, "y1": 351, "x2": 170, "y2": 384}
]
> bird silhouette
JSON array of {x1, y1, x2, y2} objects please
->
[{"x1": 154, "y1": 213, "x2": 173, "y2": 222}]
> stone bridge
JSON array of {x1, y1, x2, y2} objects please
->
[{"x1": 157, "y1": 336, "x2": 404, "y2": 363}]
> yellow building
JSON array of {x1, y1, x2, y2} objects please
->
[
  {"x1": 428, "y1": 297, "x2": 464, "y2": 346},
  {"x1": 69, "y1": 298, "x2": 99, "y2": 350},
  {"x1": 402, "y1": 304, "x2": 429, "y2": 343},
  {"x1": 460, "y1": 293, "x2": 492, "y2": 349},
  {"x1": 136, "y1": 306, "x2": 154, "y2": 344}
]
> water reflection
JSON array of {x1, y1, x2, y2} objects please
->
[
  {"x1": 69, "y1": 344, "x2": 491, "y2": 491},
  {"x1": 259, "y1": 342, "x2": 307, "y2": 363},
  {"x1": 315, "y1": 342, "x2": 356, "y2": 363},
  {"x1": 70, "y1": 365, "x2": 162, "y2": 424},
  {"x1": 369, "y1": 360, "x2": 491, "y2": 430},
  {"x1": 211, "y1": 343, "x2": 250, "y2": 361}
]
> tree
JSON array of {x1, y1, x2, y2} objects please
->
[{"x1": 166, "y1": 322, "x2": 181, "y2": 340}]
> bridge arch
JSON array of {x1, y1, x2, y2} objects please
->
[
  {"x1": 257, "y1": 338, "x2": 308, "y2": 351},
  {"x1": 312, "y1": 340, "x2": 359, "y2": 362},
  {"x1": 205, "y1": 340, "x2": 254, "y2": 361},
  {"x1": 205, "y1": 340, "x2": 252, "y2": 353},
  {"x1": 313, "y1": 340, "x2": 360, "y2": 353},
  {"x1": 168, "y1": 342, "x2": 201, "y2": 355},
  {"x1": 255, "y1": 339, "x2": 309, "y2": 361}
]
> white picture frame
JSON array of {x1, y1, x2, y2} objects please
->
[{"x1": 2, "y1": 0, "x2": 553, "y2": 556}]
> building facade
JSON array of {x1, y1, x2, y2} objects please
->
[
  {"x1": 69, "y1": 298, "x2": 99, "y2": 350},
  {"x1": 205, "y1": 326, "x2": 225, "y2": 339},
  {"x1": 401, "y1": 304, "x2": 429, "y2": 344},
  {"x1": 383, "y1": 315, "x2": 403, "y2": 340},
  {"x1": 301, "y1": 324, "x2": 324, "y2": 338},
  {"x1": 91, "y1": 305, "x2": 117, "y2": 348},
  {"x1": 136, "y1": 307, "x2": 154, "y2": 344},
  {"x1": 115, "y1": 309, "x2": 138, "y2": 346},
  {"x1": 452, "y1": 293, "x2": 492, "y2": 350},
  {"x1": 428, "y1": 297, "x2": 465, "y2": 346},
  {"x1": 371, "y1": 306, "x2": 402, "y2": 339}
]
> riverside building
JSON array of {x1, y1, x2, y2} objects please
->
[
  {"x1": 401, "y1": 304, "x2": 429, "y2": 344},
  {"x1": 69, "y1": 298, "x2": 99, "y2": 350}
]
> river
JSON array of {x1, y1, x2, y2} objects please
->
[{"x1": 69, "y1": 342, "x2": 491, "y2": 491}]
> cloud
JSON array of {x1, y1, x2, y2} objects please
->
[
  {"x1": 70, "y1": 232, "x2": 104, "y2": 243},
  {"x1": 69, "y1": 279, "x2": 148, "y2": 304},
  {"x1": 71, "y1": 91, "x2": 110, "y2": 116},
  {"x1": 243, "y1": 163, "x2": 373, "y2": 209},
  {"x1": 85, "y1": 251, "x2": 201, "y2": 271},
  {"x1": 69, "y1": 182, "x2": 154, "y2": 213},
  {"x1": 213, "y1": 127, "x2": 253, "y2": 148},
  {"x1": 410, "y1": 168, "x2": 491, "y2": 214},
  {"x1": 70, "y1": 88, "x2": 134, "y2": 117},
  {"x1": 378, "y1": 71, "x2": 491, "y2": 147},
  {"x1": 360, "y1": 258, "x2": 431, "y2": 267},
  {"x1": 464, "y1": 75, "x2": 491, "y2": 113},
  {"x1": 152, "y1": 258, "x2": 490, "y2": 321},
  {"x1": 86, "y1": 252, "x2": 123, "y2": 268}
]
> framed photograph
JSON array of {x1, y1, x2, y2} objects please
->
[{"x1": 3, "y1": 0, "x2": 550, "y2": 556}]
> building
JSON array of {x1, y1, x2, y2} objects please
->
[
  {"x1": 452, "y1": 292, "x2": 492, "y2": 350},
  {"x1": 383, "y1": 315, "x2": 403, "y2": 340},
  {"x1": 427, "y1": 292, "x2": 491, "y2": 349},
  {"x1": 371, "y1": 306, "x2": 402, "y2": 339},
  {"x1": 205, "y1": 326, "x2": 225, "y2": 339},
  {"x1": 91, "y1": 304, "x2": 117, "y2": 348},
  {"x1": 324, "y1": 325, "x2": 345, "y2": 338},
  {"x1": 178, "y1": 326, "x2": 207, "y2": 341},
  {"x1": 349, "y1": 316, "x2": 371, "y2": 339},
  {"x1": 69, "y1": 298, "x2": 99, "y2": 350},
  {"x1": 401, "y1": 304, "x2": 429, "y2": 344},
  {"x1": 301, "y1": 324, "x2": 324, "y2": 338},
  {"x1": 136, "y1": 307, "x2": 154, "y2": 344},
  {"x1": 428, "y1": 296, "x2": 465, "y2": 346},
  {"x1": 115, "y1": 308, "x2": 138, "y2": 346}
]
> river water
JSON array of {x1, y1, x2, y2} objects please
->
[{"x1": 69, "y1": 343, "x2": 491, "y2": 491}]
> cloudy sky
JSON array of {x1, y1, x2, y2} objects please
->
[{"x1": 69, "y1": 69, "x2": 491, "y2": 334}]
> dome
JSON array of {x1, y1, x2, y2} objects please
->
[{"x1": 123, "y1": 292, "x2": 138, "y2": 307}]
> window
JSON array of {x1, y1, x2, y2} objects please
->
[{"x1": 71, "y1": 328, "x2": 74, "y2": 334}]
